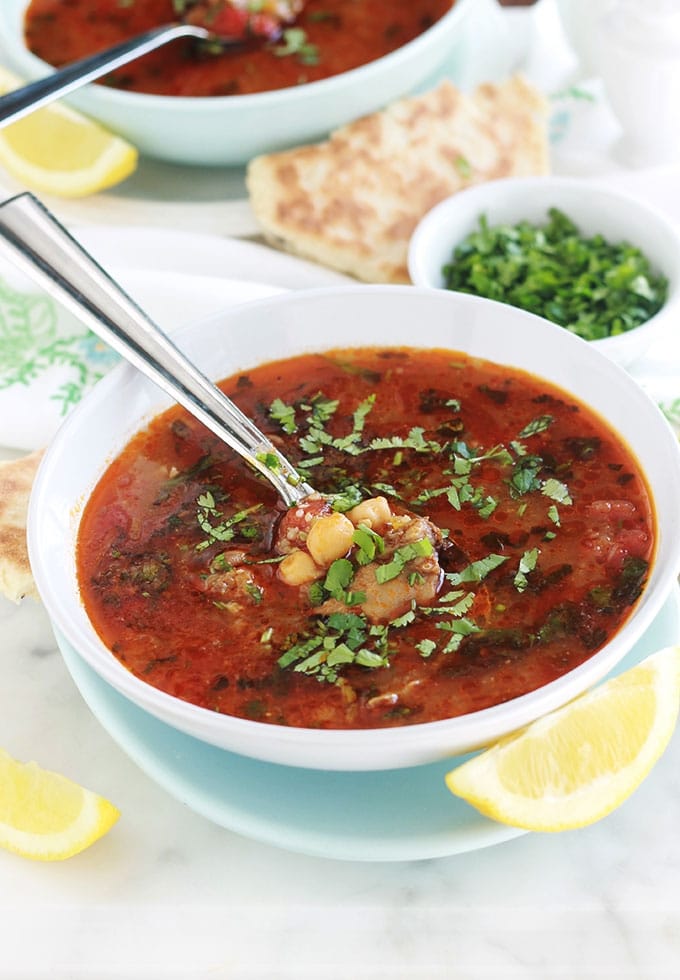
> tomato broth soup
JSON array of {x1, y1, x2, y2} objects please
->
[
  {"x1": 24, "y1": 0, "x2": 454, "y2": 97},
  {"x1": 76, "y1": 348, "x2": 654, "y2": 730}
]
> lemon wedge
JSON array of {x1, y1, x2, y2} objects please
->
[
  {"x1": 0, "y1": 747, "x2": 120, "y2": 860},
  {"x1": 446, "y1": 646, "x2": 680, "y2": 831},
  {"x1": 0, "y1": 65, "x2": 138, "y2": 198}
]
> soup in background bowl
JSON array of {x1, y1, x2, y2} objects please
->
[
  {"x1": 27, "y1": 287, "x2": 680, "y2": 770},
  {"x1": 0, "y1": 0, "x2": 475, "y2": 165},
  {"x1": 24, "y1": 0, "x2": 456, "y2": 97}
]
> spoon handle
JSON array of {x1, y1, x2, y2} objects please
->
[
  {"x1": 0, "y1": 24, "x2": 208, "y2": 127},
  {"x1": 0, "y1": 192, "x2": 309, "y2": 506}
]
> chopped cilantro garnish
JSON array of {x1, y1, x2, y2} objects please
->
[
  {"x1": 329, "y1": 485, "x2": 364, "y2": 512},
  {"x1": 389, "y1": 606, "x2": 416, "y2": 629},
  {"x1": 518, "y1": 415, "x2": 554, "y2": 439},
  {"x1": 509, "y1": 454, "x2": 543, "y2": 496},
  {"x1": 446, "y1": 553, "x2": 508, "y2": 585},
  {"x1": 209, "y1": 552, "x2": 233, "y2": 573},
  {"x1": 195, "y1": 493, "x2": 262, "y2": 551},
  {"x1": 352, "y1": 524, "x2": 385, "y2": 565},
  {"x1": 256, "y1": 451, "x2": 281, "y2": 471},
  {"x1": 375, "y1": 538, "x2": 433, "y2": 584},
  {"x1": 416, "y1": 638, "x2": 437, "y2": 658},
  {"x1": 369, "y1": 427, "x2": 443, "y2": 454},
  {"x1": 323, "y1": 558, "x2": 365, "y2": 606},
  {"x1": 541, "y1": 478, "x2": 573, "y2": 505},
  {"x1": 441, "y1": 208, "x2": 667, "y2": 340},
  {"x1": 277, "y1": 610, "x2": 388, "y2": 683},
  {"x1": 271, "y1": 28, "x2": 320, "y2": 66},
  {"x1": 514, "y1": 548, "x2": 540, "y2": 593},
  {"x1": 331, "y1": 394, "x2": 376, "y2": 455},
  {"x1": 450, "y1": 442, "x2": 512, "y2": 474},
  {"x1": 435, "y1": 616, "x2": 481, "y2": 653},
  {"x1": 268, "y1": 397, "x2": 297, "y2": 434},
  {"x1": 421, "y1": 590, "x2": 475, "y2": 618},
  {"x1": 245, "y1": 583, "x2": 263, "y2": 604}
]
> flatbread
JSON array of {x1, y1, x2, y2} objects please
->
[
  {"x1": 0, "y1": 450, "x2": 43, "y2": 603},
  {"x1": 246, "y1": 75, "x2": 550, "y2": 284}
]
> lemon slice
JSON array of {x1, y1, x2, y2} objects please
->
[
  {"x1": 446, "y1": 646, "x2": 680, "y2": 831},
  {"x1": 0, "y1": 65, "x2": 138, "y2": 198},
  {"x1": 0, "y1": 747, "x2": 120, "y2": 860}
]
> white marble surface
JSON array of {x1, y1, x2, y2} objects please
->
[
  {"x1": 1, "y1": 1, "x2": 680, "y2": 977},
  {"x1": 2, "y1": 593, "x2": 680, "y2": 979}
]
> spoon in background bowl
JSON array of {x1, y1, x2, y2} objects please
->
[
  {"x1": 0, "y1": 191, "x2": 312, "y2": 506},
  {"x1": 0, "y1": 0, "x2": 305, "y2": 127}
]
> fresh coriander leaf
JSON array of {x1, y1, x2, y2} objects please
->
[
  {"x1": 352, "y1": 524, "x2": 385, "y2": 565},
  {"x1": 269, "y1": 397, "x2": 297, "y2": 434},
  {"x1": 509, "y1": 454, "x2": 543, "y2": 496},
  {"x1": 416, "y1": 638, "x2": 437, "y2": 658},
  {"x1": 421, "y1": 590, "x2": 475, "y2": 618},
  {"x1": 547, "y1": 504, "x2": 561, "y2": 526},
  {"x1": 308, "y1": 581, "x2": 324, "y2": 605},
  {"x1": 374, "y1": 538, "x2": 434, "y2": 584},
  {"x1": 369, "y1": 427, "x2": 443, "y2": 454},
  {"x1": 389, "y1": 606, "x2": 416, "y2": 629},
  {"x1": 446, "y1": 553, "x2": 507, "y2": 585},
  {"x1": 271, "y1": 28, "x2": 320, "y2": 65},
  {"x1": 324, "y1": 558, "x2": 355, "y2": 599},
  {"x1": 325, "y1": 611, "x2": 366, "y2": 641},
  {"x1": 330, "y1": 485, "x2": 364, "y2": 512},
  {"x1": 518, "y1": 415, "x2": 554, "y2": 438},
  {"x1": 196, "y1": 500, "x2": 263, "y2": 551},
  {"x1": 330, "y1": 394, "x2": 376, "y2": 454},
  {"x1": 355, "y1": 649, "x2": 389, "y2": 669},
  {"x1": 325, "y1": 644, "x2": 356, "y2": 668},
  {"x1": 514, "y1": 547, "x2": 540, "y2": 593},
  {"x1": 256, "y1": 451, "x2": 280, "y2": 471},
  {"x1": 441, "y1": 207, "x2": 667, "y2": 340},
  {"x1": 278, "y1": 634, "x2": 324, "y2": 669},
  {"x1": 245, "y1": 583, "x2": 263, "y2": 604},
  {"x1": 541, "y1": 478, "x2": 573, "y2": 505},
  {"x1": 435, "y1": 617, "x2": 481, "y2": 652}
]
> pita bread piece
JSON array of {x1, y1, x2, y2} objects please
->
[
  {"x1": 246, "y1": 75, "x2": 550, "y2": 284},
  {"x1": 0, "y1": 450, "x2": 43, "y2": 603}
]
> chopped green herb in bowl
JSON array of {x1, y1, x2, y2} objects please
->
[
  {"x1": 441, "y1": 208, "x2": 667, "y2": 342},
  {"x1": 408, "y1": 177, "x2": 680, "y2": 368}
]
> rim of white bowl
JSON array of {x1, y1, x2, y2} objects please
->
[
  {"x1": 27, "y1": 285, "x2": 680, "y2": 770},
  {"x1": 0, "y1": 0, "x2": 475, "y2": 110}
]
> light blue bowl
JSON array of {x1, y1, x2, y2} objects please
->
[{"x1": 0, "y1": 0, "x2": 476, "y2": 166}]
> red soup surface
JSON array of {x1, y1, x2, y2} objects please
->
[
  {"x1": 76, "y1": 348, "x2": 654, "y2": 730},
  {"x1": 24, "y1": 0, "x2": 455, "y2": 97}
]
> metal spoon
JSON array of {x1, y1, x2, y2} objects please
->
[
  {"x1": 0, "y1": 21, "x2": 252, "y2": 128},
  {"x1": 0, "y1": 192, "x2": 311, "y2": 506}
]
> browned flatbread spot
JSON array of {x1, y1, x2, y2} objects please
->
[
  {"x1": 0, "y1": 450, "x2": 43, "y2": 603},
  {"x1": 246, "y1": 75, "x2": 550, "y2": 284}
]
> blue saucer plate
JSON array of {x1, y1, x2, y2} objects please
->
[{"x1": 56, "y1": 588, "x2": 680, "y2": 863}]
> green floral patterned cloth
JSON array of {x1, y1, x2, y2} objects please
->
[{"x1": 0, "y1": 275, "x2": 119, "y2": 450}]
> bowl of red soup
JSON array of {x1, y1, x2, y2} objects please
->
[
  {"x1": 27, "y1": 286, "x2": 680, "y2": 770},
  {"x1": 0, "y1": 0, "x2": 475, "y2": 165}
]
